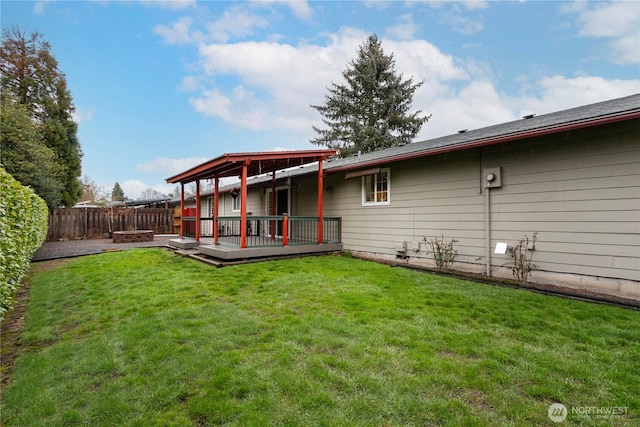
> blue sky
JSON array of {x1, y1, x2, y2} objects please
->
[{"x1": 3, "y1": 0, "x2": 639, "y2": 200}]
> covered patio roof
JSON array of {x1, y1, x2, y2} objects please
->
[
  {"x1": 166, "y1": 148, "x2": 339, "y2": 250},
  {"x1": 166, "y1": 149, "x2": 339, "y2": 184}
]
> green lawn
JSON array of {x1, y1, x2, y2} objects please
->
[{"x1": 2, "y1": 249, "x2": 638, "y2": 426}]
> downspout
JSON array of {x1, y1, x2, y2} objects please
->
[
  {"x1": 481, "y1": 146, "x2": 491, "y2": 277},
  {"x1": 485, "y1": 186, "x2": 491, "y2": 276}
]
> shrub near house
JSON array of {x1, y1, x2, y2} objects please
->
[{"x1": 0, "y1": 167, "x2": 48, "y2": 321}]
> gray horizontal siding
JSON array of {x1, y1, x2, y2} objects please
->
[
  {"x1": 215, "y1": 191, "x2": 265, "y2": 217},
  {"x1": 322, "y1": 149, "x2": 486, "y2": 264},
  {"x1": 486, "y1": 121, "x2": 639, "y2": 281},
  {"x1": 322, "y1": 119, "x2": 639, "y2": 283}
]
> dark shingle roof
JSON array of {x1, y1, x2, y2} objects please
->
[{"x1": 325, "y1": 93, "x2": 640, "y2": 173}]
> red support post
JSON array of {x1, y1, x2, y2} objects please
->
[
  {"x1": 195, "y1": 180, "x2": 201, "y2": 242},
  {"x1": 213, "y1": 176, "x2": 219, "y2": 245},
  {"x1": 282, "y1": 214, "x2": 288, "y2": 247},
  {"x1": 179, "y1": 182, "x2": 185, "y2": 239},
  {"x1": 317, "y1": 157, "x2": 325, "y2": 244},
  {"x1": 240, "y1": 161, "x2": 249, "y2": 249}
]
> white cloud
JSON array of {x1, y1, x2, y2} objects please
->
[
  {"x1": 155, "y1": 4, "x2": 638, "y2": 149},
  {"x1": 363, "y1": 1, "x2": 390, "y2": 10},
  {"x1": 72, "y1": 107, "x2": 94, "y2": 124},
  {"x1": 189, "y1": 88, "x2": 234, "y2": 121},
  {"x1": 136, "y1": 157, "x2": 209, "y2": 175},
  {"x1": 155, "y1": 5, "x2": 273, "y2": 45},
  {"x1": 417, "y1": 80, "x2": 516, "y2": 139},
  {"x1": 564, "y1": 1, "x2": 640, "y2": 64},
  {"x1": 179, "y1": 75, "x2": 203, "y2": 92},
  {"x1": 33, "y1": 0, "x2": 52, "y2": 15},
  {"x1": 417, "y1": 1, "x2": 486, "y2": 34},
  {"x1": 189, "y1": 35, "x2": 351, "y2": 132},
  {"x1": 250, "y1": 0, "x2": 314, "y2": 20},
  {"x1": 385, "y1": 14, "x2": 419, "y2": 40},
  {"x1": 137, "y1": 0, "x2": 196, "y2": 11},
  {"x1": 191, "y1": 24, "x2": 638, "y2": 142},
  {"x1": 206, "y1": 6, "x2": 270, "y2": 43},
  {"x1": 459, "y1": 1, "x2": 488, "y2": 11},
  {"x1": 189, "y1": 29, "x2": 468, "y2": 139},
  {"x1": 120, "y1": 179, "x2": 148, "y2": 199},
  {"x1": 154, "y1": 16, "x2": 203, "y2": 45},
  {"x1": 438, "y1": 6, "x2": 484, "y2": 35},
  {"x1": 417, "y1": 1, "x2": 488, "y2": 11},
  {"x1": 385, "y1": 38, "x2": 469, "y2": 82},
  {"x1": 413, "y1": 74, "x2": 640, "y2": 140},
  {"x1": 514, "y1": 75, "x2": 640, "y2": 117},
  {"x1": 119, "y1": 179, "x2": 175, "y2": 200}
]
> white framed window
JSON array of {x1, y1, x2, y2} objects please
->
[
  {"x1": 231, "y1": 194, "x2": 241, "y2": 212},
  {"x1": 362, "y1": 168, "x2": 390, "y2": 206}
]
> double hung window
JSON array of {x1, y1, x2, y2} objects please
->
[{"x1": 362, "y1": 168, "x2": 390, "y2": 206}]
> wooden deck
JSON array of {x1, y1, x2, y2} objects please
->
[{"x1": 169, "y1": 237, "x2": 342, "y2": 260}]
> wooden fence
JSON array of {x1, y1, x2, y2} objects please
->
[{"x1": 47, "y1": 207, "x2": 174, "y2": 240}]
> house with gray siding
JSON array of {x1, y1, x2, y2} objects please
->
[{"x1": 175, "y1": 94, "x2": 640, "y2": 301}]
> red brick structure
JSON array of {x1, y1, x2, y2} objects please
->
[{"x1": 112, "y1": 230, "x2": 154, "y2": 243}]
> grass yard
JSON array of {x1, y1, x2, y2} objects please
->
[{"x1": 1, "y1": 249, "x2": 638, "y2": 426}]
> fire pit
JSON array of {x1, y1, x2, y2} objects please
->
[{"x1": 112, "y1": 230, "x2": 154, "y2": 243}]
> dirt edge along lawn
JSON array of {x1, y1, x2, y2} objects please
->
[{"x1": 1, "y1": 259, "x2": 71, "y2": 390}]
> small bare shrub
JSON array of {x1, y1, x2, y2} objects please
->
[
  {"x1": 511, "y1": 233, "x2": 538, "y2": 285},
  {"x1": 425, "y1": 235, "x2": 458, "y2": 270}
]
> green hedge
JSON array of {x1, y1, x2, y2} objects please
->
[{"x1": 0, "y1": 166, "x2": 49, "y2": 321}]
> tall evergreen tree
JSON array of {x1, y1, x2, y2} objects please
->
[
  {"x1": 111, "y1": 182, "x2": 126, "y2": 202},
  {"x1": 311, "y1": 34, "x2": 430, "y2": 157},
  {"x1": 0, "y1": 26, "x2": 82, "y2": 206},
  {"x1": 0, "y1": 94, "x2": 64, "y2": 208}
]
